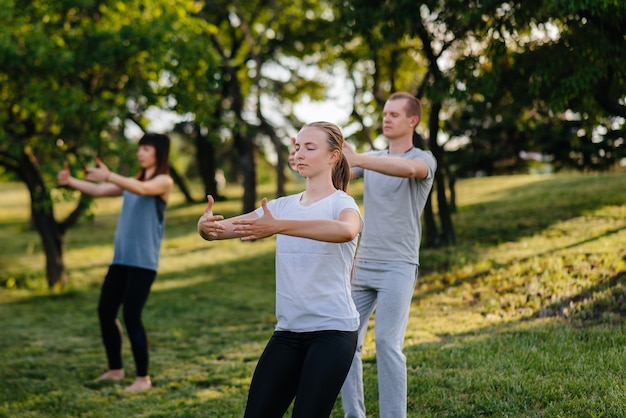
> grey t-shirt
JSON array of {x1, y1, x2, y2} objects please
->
[
  {"x1": 353, "y1": 147, "x2": 437, "y2": 265},
  {"x1": 111, "y1": 191, "x2": 166, "y2": 271}
]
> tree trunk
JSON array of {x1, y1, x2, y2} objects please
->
[
  {"x1": 258, "y1": 117, "x2": 287, "y2": 197},
  {"x1": 193, "y1": 122, "x2": 225, "y2": 202},
  {"x1": 233, "y1": 129, "x2": 257, "y2": 213},
  {"x1": 422, "y1": 193, "x2": 438, "y2": 247},
  {"x1": 414, "y1": 131, "x2": 438, "y2": 246},
  {"x1": 193, "y1": 127, "x2": 216, "y2": 199},
  {"x1": 428, "y1": 101, "x2": 456, "y2": 245},
  {"x1": 448, "y1": 172, "x2": 457, "y2": 213},
  {"x1": 225, "y1": 60, "x2": 257, "y2": 213},
  {"x1": 169, "y1": 164, "x2": 196, "y2": 203},
  {"x1": 20, "y1": 150, "x2": 66, "y2": 288}
]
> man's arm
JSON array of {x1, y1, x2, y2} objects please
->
[
  {"x1": 343, "y1": 143, "x2": 430, "y2": 179},
  {"x1": 351, "y1": 154, "x2": 429, "y2": 179}
]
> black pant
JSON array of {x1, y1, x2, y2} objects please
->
[
  {"x1": 244, "y1": 329, "x2": 358, "y2": 418},
  {"x1": 97, "y1": 264, "x2": 156, "y2": 377}
]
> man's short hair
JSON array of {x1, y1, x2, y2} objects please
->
[{"x1": 388, "y1": 92, "x2": 422, "y2": 122}]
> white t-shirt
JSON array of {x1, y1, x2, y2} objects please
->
[{"x1": 255, "y1": 190, "x2": 362, "y2": 332}]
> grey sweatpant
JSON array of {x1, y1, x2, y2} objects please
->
[{"x1": 341, "y1": 260, "x2": 418, "y2": 418}]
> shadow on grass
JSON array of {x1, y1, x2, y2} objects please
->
[
  {"x1": 0, "y1": 249, "x2": 279, "y2": 415},
  {"x1": 454, "y1": 173, "x2": 625, "y2": 245},
  {"x1": 414, "y1": 223, "x2": 626, "y2": 305},
  {"x1": 536, "y1": 268, "x2": 626, "y2": 321},
  {"x1": 400, "y1": 316, "x2": 626, "y2": 417}
]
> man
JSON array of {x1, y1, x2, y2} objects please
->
[{"x1": 341, "y1": 92, "x2": 437, "y2": 418}]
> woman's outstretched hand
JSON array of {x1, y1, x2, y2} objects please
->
[
  {"x1": 85, "y1": 158, "x2": 112, "y2": 183},
  {"x1": 233, "y1": 198, "x2": 277, "y2": 241},
  {"x1": 57, "y1": 161, "x2": 72, "y2": 186},
  {"x1": 198, "y1": 195, "x2": 226, "y2": 240}
]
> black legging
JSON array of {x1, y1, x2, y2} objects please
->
[
  {"x1": 244, "y1": 329, "x2": 358, "y2": 418},
  {"x1": 97, "y1": 264, "x2": 156, "y2": 377}
]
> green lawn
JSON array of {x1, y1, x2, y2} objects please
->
[{"x1": 1, "y1": 172, "x2": 625, "y2": 417}]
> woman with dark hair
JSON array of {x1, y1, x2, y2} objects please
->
[
  {"x1": 58, "y1": 133, "x2": 173, "y2": 391},
  {"x1": 198, "y1": 122, "x2": 362, "y2": 417}
]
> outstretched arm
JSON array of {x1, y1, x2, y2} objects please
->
[
  {"x1": 343, "y1": 142, "x2": 429, "y2": 179},
  {"x1": 233, "y1": 199, "x2": 361, "y2": 243},
  {"x1": 57, "y1": 161, "x2": 122, "y2": 197},
  {"x1": 197, "y1": 195, "x2": 259, "y2": 241},
  {"x1": 86, "y1": 158, "x2": 173, "y2": 198}
]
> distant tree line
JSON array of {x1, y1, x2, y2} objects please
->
[{"x1": 1, "y1": 0, "x2": 624, "y2": 287}]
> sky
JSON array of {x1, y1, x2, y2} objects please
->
[
  {"x1": 130, "y1": 65, "x2": 355, "y2": 139},
  {"x1": 127, "y1": 95, "x2": 353, "y2": 142}
]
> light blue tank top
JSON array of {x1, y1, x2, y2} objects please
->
[{"x1": 111, "y1": 191, "x2": 166, "y2": 271}]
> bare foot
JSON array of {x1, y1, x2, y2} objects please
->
[
  {"x1": 95, "y1": 369, "x2": 125, "y2": 381},
  {"x1": 125, "y1": 376, "x2": 152, "y2": 392}
]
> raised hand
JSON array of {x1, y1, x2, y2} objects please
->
[
  {"x1": 288, "y1": 137, "x2": 298, "y2": 172},
  {"x1": 341, "y1": 141, "x2": 358, "y2": 166},
  {"x1": 198, "y1": 195, "x2": 226, "y2": 240},
  {"x1": 233, "y1": 198, "x2": 277, "y2": 241},
  {"x1": 85, "y1": 158, "x2": 112, "y2": 183},
  {"x1": 57, "y1": 161, "x2": 72, "y2": 186}
]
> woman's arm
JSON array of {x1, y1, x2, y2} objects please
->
[
  {"x1": 86, "y1": 158, "x2": 173, "y2": 199},
  {"x1": 58, "y1": 161, "x2": 122, "y2": 197},
  {"x1": 106, "y1": 173, "x2": 173, "y2": 198},
  {"x1": 233, "y1": 199, "x2": 362, "y2": 243}
]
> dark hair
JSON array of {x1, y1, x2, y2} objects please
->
[
  {"x1": 137, "y1": 133, "x2": 170, "y2": 180},
  {"x1": 388, "y1": 92, "x2": 422, "y2": 124},
  {"x1": 303, "y1": 121, "x2": 351, "y2": 192}
]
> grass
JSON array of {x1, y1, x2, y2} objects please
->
[{"x1": 0, "y1": 172, "x2": 625, "y2": 417}]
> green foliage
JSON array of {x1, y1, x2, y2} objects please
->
[
  {"x1": 444, "y1": 0, "x2": 626, "y2": 174},
  {"x1": 0, "y1": 0, "x2": 226, "y2": 285},
  {"x1": 335, "y1": 0, "x2": 625, "y2": 175},
  {"x1": 0, "y1": 0, "x2": 219, "y2": 177},
  {"x1": 3, "y1": 0, "x2": 624, "y2": 285}
]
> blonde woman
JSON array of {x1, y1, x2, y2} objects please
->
[{"x1": 198, "y1": 122, "x2": 362, "y2": 417}]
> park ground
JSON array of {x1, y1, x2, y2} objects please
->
[{"x1": 1, "y1": 172, "x2": 625, "y2": 417}]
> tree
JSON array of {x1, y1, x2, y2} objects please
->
[
  {"x1": 139, "y1": 0, "x2": 358, "y2": 214},
  {"x1": 0, "y1": 0, "x2": 218, "y2": 287},
  {"x1": 445, "y1": 0, "x2": 626, "y2": 174},
  {"x1": 332, "y1": 0, "x2": 484, "y2": 245}
]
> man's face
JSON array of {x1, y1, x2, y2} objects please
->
[{"x1": 382, "y1": 98, "x2": 416, "y2": 140}]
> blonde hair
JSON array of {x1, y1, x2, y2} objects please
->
[{"x1": 302, "y1": 121, "x2": 351, "y2": 192}]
